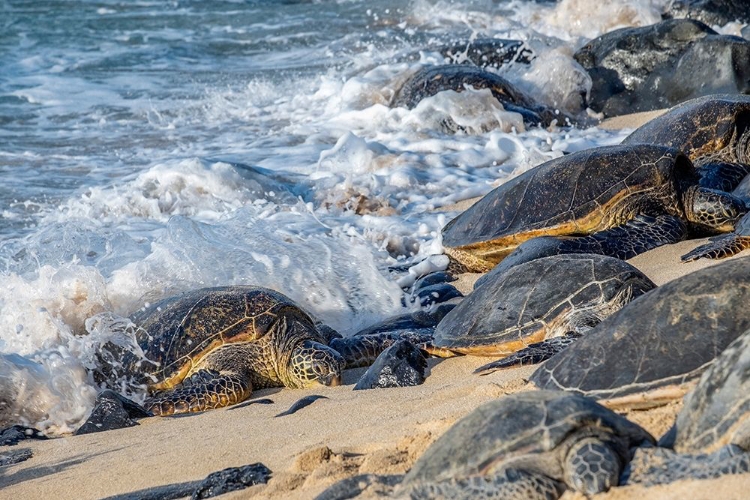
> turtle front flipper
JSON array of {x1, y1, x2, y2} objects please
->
[
  {"x1": 474, "y1": 333, "x2": 581, "y2": 375},
  {"x1": 681, "y1": 211, "x2": 750, "y2": 261},
  {"x1": 681, "y1": 233, "x2": 750, "y2": 261},
  {"x1": 624, "y1": 444, "x2": 750, "y2": 486},
  {"x1": 405, "y1": 469, "x2": 566, "y2": 500},
  {"x1": 145, "y1": 368, "x2": 252, "y2": 416}
]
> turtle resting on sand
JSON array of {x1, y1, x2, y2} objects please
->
[
  {"x1": 682, "y1": 172, "x2": 750, "y2": 261},
  {"x1": 531, "y1": 257, "x2": 750, "y2": 409},
  {"x1": 117, "y1": 286, "x2": 427, "y2": 415},
  {"x1": 316, "y1": 391, "x2": 655, "y2": 500},
  {"x1": 430, "y1": 254, "x2": 655, "y2": 372},
  {"x1": 624, "y1": 327, "x2": 750, "y2": 485},
  {"x1": 442, "y1": 144, "x2": 747, "y2": 272},
  {"x1": 623, "y1": 94, "x2": 750, "y2": 192},
  {"x1": 390, "y1": 64, "x2": 558, "y2": 126}
]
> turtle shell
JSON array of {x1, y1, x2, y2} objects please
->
[
  {"x1": 441, "y1": 144, "x2": 697, "y2": 269},
  {"x1": 531, "y1": 257, "x2": 750, "y2": 400},
  {"x1": 623, "y1": 94, "x2": 750, "y2": 164},
  {"x1": 131, "y1": 286, "x2": 319, "y2": 388},
  {"x1": 390, "y1": 64, "x2": 545, "y2": 123},
  {"x1": 670, "y1": 328, "x2": 750, "y2": 454},
  {"x1": 402, "y1": 391, "x2": 654, "y2": 487},
  {"x1": 432, "y1": 254, "x2": 655, "y2": 355}
]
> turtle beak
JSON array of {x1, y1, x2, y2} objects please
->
[{"x1": 318, "y1": 372, "x2": 342, "y2": 387}]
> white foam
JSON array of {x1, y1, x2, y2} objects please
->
[{"x1": 0, "y1": 0, "x2": 683, "y2": 434}]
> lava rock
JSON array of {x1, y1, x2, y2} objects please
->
[
  {"x1": 75, "y1": 390, "x2": 152, "y2": 435},
  {"x1": 191, "y1": 463, "x2": 272, "y2": 499},
  {"x1": 0, "y1": 425, "x2": 47, "y2": 446},
  {"x1": 665, "y1": 0, "x2": 750, "y2": 25},
  {"x1": 438, "y1": 38, "x2": 535, "y2": 68},
  {"x1": 0, "y1": 447, "x2": 32, "y2": 467},
  {"x1": 412, "y1": 283, "x2": 463, "y2": 308},
  {"x1": 354, "y1": 340, "x2": 427, "y2": 390},
  {"x1": 575, "y1": 19, "x2": 750, "y2": 116}
]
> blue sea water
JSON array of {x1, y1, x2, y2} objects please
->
[{"x1": 0, "y1": 0, "x2": 730, "y2": 432}]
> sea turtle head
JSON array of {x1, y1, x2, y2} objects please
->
[
  {"x1": 683, "y1": 186, "x2": 747, "y2": 232},
  {"x1": 286, "y1": 339, "x2": 345, "y2": 389}
]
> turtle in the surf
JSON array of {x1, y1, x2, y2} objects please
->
[
  {"x1": 623, "y1": 94, "x2": 750, "y2": 192},
  {"x1": 441, "y1": 144, "x2": 747, "y2": 273},
  {"x1": 623, "y1": 327, "x2": 750, "y2": 486},
  {"x1": 116, "y1": 286, "x2": 428, "y2": 416},
  {"x1": 316, "y1": 391, "x2": 655, "y2": 500},
  {"x1": 430, "y1": 254, "x2": 656, "y2": 372},
  {"x1": 390, "y1": 64, "x2": 558, "y2": 126},
  {"x1": 531, "y1": 257, "x2": 750, "y2": 409}
]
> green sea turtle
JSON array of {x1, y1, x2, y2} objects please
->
[
  {"x1": 681, "y1": 173, "x2": 750, "y2": 261},
  {"x1": 531, "y1": 257, "x2": 750, "y2": 409},
  {"x1": 390, "y1": 64, "x2": 557, "y2": 126},
  {"x1": 624, "y1": 327, "x2": 750, "y2": 485},
  {"x1": 117, "y1": 286, "x2": 424, "y2": 416},
  {"x1": 441, "y1": 144, "x2": 746, "y2": 272},
  {"x1": 316, "y1": 391, "x2": 655, "y2": 500},
  {"x1": 623, "y1": 94, "x2": 750, "y2": 192},
  {"x1": 430, "y1": 254, "x2": 655, "y2": 371}
]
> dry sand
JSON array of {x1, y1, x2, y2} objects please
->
[{"x1": 3, "y1": 111, "x2": 750, "y2": 499}]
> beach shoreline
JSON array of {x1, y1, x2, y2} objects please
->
[{"x1": 3, "y1": 112, "x2": 750, "y2": 500}]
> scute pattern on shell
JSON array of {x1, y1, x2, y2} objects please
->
[
  {"x1": 441, "y1": 144, "x2": 695, "y2": 253},
  {"x1": 623, "y1": 94, "x2": 750, "y2": 165},
  {"x1": 131, "y1": 286, "x2": 314, "y2": 383},
  {"x1": 531, "y1": 257, "x2": 750, "y2": 399}
]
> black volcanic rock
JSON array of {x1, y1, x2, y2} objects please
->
[
  {"x1": 354, "y1": 340, "x2": 427, "y2": 390},
  {"x1": 575, "y1": 19, "x2": 750, "y2": 116}
]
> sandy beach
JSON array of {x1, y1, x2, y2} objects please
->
[{"x1": 3, "y1": 112, "x2": 750, "y2": 500}]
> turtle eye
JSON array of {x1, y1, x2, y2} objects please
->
[{"x1": 289, "y1": 340, "x2": 344, "y2": 387}]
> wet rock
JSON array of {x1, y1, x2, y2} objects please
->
[
  {"x1": 0, "y1": 425, "x2": 47, "y2": 446},
  {"x1": 192, "y1": 462, "x2": 272, "y2": 499},
  {"x1": 575, "y1": 19, "x2": 750, "y2": 116},
  {"x1": 665, "y1": 0, "x2": 750, "y2": 25},
  {"x1": 412, "y1": 283, "x2": 463, "y2": 308},
  {"x1": 354, "y1": 340, "x2": 427, "y2": 390},
  {"x1": 0, "y1": 447, "x2": 32, "y2": 466},
  {"x1": 438, "y1": 38, "x2": 535, "y2": 68},
  {"x1": 75, "y1": 390, "x2": 152, "y2": 435}
]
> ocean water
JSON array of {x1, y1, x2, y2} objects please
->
[{"x1": 0, "y1": 0, "x2": 734, "y2": 433}]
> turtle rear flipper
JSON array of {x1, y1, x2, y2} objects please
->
[
  {"x1": 145, "y1": 369, "x2": 252, "y2": 416},
  {"x1": 475, "y1": 333, "x2": 581, "y2": 375}
]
